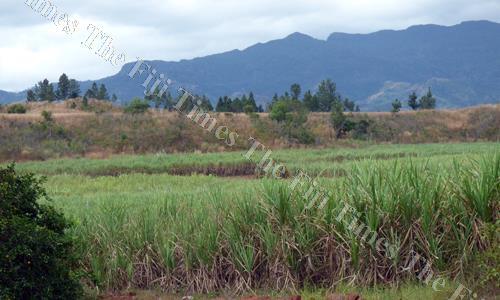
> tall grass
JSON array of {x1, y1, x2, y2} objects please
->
[{"x1": 49, "y1": 153, "x2": 500, "y2": 293}]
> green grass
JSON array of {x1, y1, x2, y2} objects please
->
[
  {"x1": 8, "y1": 142, "x2": 499, "y2": 176},
  {"x1": 8, "y1": 142, "x2": 500, "y2": 297}
]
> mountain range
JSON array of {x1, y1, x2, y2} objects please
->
[{"x1": 1, "y1": 20, "x2": 500, "y2": 111}]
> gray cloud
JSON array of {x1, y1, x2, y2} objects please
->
[{"x1": 1, "y1": 0, "x2": 500, "y2": 91}]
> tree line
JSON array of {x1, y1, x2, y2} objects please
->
[
  {"x1": 215, "y1": 92, "x2": 264, "y2": 113},
  {"x1": 26, "y1": 74, "x2": 116, "y2": 102},
  {"x1": 391, "y1": 88, "x2": 437, "y2": 113}
]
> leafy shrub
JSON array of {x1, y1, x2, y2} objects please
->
[
  {"x1": 7, "y1": 104, "x2": 27, "y2": 114},
  {"x1": 124, "y1": 98, "x2": 150, "y2": 114},
  {"x1": 291, "y1": 127, "x2": 315, "y2": 144},
  {"x1": 0, "y1": 164, "x2": 82, "y2": 299},
  {"x1": 41, "y1": 110, "x2": 54, "y2": 123}
]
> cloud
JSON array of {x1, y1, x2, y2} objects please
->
[{"x1": 1, "y1": 0, "x2": 499, "y2": 91}]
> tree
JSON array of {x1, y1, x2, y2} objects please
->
[
  {"x1": 408, "y1": 91, "x2": 419, "y2": 110},
  {"x1": 272, "y1": 93, "x2": 279, "y2": 103},
  {"x1": 269, "y1": 98, "x2": 313, "y2": 143},
  {"x1": 35, "y1": 79, "x2": 55, "y2": 101},
  {"x1": 97, "y1": 84, "x2": 109, "y2": 100},
  {"x1": 290, "y1": 83, "x2": 301, "y2": 100},
  {"x1": 419, "y1": 88, "x2": 436, "y2": 109},
  {"x1": 316, "y1": 79, "x2": 338, "y2": 112},
  {"x1": 391, "y1": 99, "x2": 402, "y2": 113},
  {"x1": 245, "y1": 92, "x2": 258, "y2": 112},
  {"x1": 46, "y1": 82, "x2": 56, "y2": 102},
  {"x1": 331, "y1": 101, "x2": 347, "y2": 138},
  {"x1": 231, "y1": 97, "x2": 243, "y2": 112},
  {"x1": 111, "y1": 94, "x2": 118, "y2": 102},
  {"x1": 196, "y1": 95, "x2": 213, "y2": 111},
  {"x1": 0, "y1": 164, "x2": 82, "y2": 299},
  {"x1": 56, "y1": 73, "x2": 70, "y2": 100},
  {"x1": 215, "y1": 97, "x2": 224, "y2": 112},
  {"x1": 84, "y1": 89, "x2": 93, "y2": 99},
  {"x1": 85, "y1": 82, "x2": 99, "y2": 99},
  {"x1": 68, "y1": 79, "x2": 80, "y2": 98},
  {"x1": 343, "y1": 98, "x2": 356, "y2": 112},
  {"x1": 162, "y1": 92, "x2": 175, "y2": 110},
  {"x1": 216, "y1": 96, "x2": 233, "y2": 112},
  {"x1": 26, "y1": 89, "x2": 37, "y2": 102},
  {"x1": 145, "y1": 87, "x2": 162, "y2": 109},
  {"x1": 269, "y1": 100, "x2": 288, "y2": 123},
  {"x1": 303, "y1": 90, "x2": 318, "y2": 111}
]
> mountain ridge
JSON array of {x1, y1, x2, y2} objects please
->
[{"x1": 1, "y1": 20, "x2": 499, "y2": 111}]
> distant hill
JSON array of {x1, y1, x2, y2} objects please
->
[{"x1": 2, "y1": 20, "x2": 499, "y2": 111}]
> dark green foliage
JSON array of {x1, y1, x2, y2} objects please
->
[
  {"x1": 246, "y1": 92, "x2": 258, "y2": 112},
  {"x1": 316, "y1": 79, "x2": 339, "y2": 112},
  {"x1": 419, "y1": 88, "x2": 437, "y2": 109},
  {"x1": 270, "y1": 98, "x2": 314, "y2": 144},
  {"x1": 35, "y1": 79, "x2": 56, "y2": 102},
  {"x1": 198, "y1": 95, "x2": 213, "y2": 111},
  {"x1": 111, "y1": 94, "x2": 118, "y2": 102},
  {"x1": 269, "y1": 100, "x2": 288, "y2": 122},
  {"x1": 303, "y1": 90, "x2": 318, "y2": 112},
  {"x1": 85, "y1": 82, "x2": 99, "y2": 99},
  {"x1": 0, "y1": 164, "x2": 82, "y2": 299},
  {"x1": 41, "y1": 110, "x2": 54, "y2": 123},
  {"x1": 56, "y1": 73, "x2": 70, "y2": 100},
  {"x1": 7, "y1": 104, "x2": 27, "y2": 114},
  {"x1": 290, "y1": 83, "x2": 301, "y2": 100},
  {"x1": 331, "y1": 102, "x2": 372, "y2": 139},
  {"x1": 124, "y1": 98, "x2": 150, "y2": 114},
  {"x1": 231, "y1": 97, "x2": 243, "y2": 112},
  {"x1": 391, "y1": 99, "x2": 402, "y2": 113},
  {"x1": 343, "y1": 98, "x2": 356, "y2": 112},
  {"x1": 216, "y1": 96, "x2": 232, "y2": 112},
  {"x1": 407, "y1": 89, "x2": 437, "y2": 110},
  {"x1": 97, "y1": 84, "x2": 109, "y2": 100},
  {"x1": 26, "y1": 89, "x2": 36, "y2": 102},
  {"x1": 408, "y1": 91, "x2": 419, "y2": 110},
  {"x1": 28, "y1": 75, "x2": 78, "y2": 101},
  {"x1": 145, "y1": 88, "x2": 172, "y2": 110},
  {"x1": 331, "y1": 101, "x2": 347, "y2": 138},
  {"x1": 68, "y1": 79, "x2": 81, "y2": 99},
  {"x1": 215, "y1": 93, "x2": 256, "y2": 112},
  {"x1": 352, "y1": 119, "x2": 372, "y2": 139}
]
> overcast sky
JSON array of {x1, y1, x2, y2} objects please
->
[{"x1": 1, "y1": 0, "x2": 499, "y2": 91}]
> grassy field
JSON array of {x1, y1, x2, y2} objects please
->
[{"x1": 9, "y1": 142, "x2": 500, "y2": 299}]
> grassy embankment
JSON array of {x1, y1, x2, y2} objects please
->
[{"x1": 1, "y1": 101, "x2": 499, "y2": 161}]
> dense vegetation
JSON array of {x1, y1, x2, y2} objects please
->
[
  {"x1": 0, "y1": 165, "x2": 82, "y2": 299},
  {"x1": 9, "y1": 143, "x2": 499, "y2": 297}
]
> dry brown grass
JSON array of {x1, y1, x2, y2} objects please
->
[{"x1": 0, "y1": 102, "x2": 498, "y2": 161}]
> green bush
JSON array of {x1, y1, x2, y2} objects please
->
[
  {"x1": 124, "y1": 98, "x2": 150, "y2": 114},
  {"x1": 0, "y1": 164, "x2": 82, "y2": 299},
  {"x1": 7, "y1": 104, "x2": 27, "y2": 114}
]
